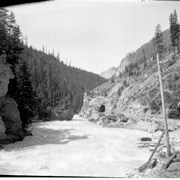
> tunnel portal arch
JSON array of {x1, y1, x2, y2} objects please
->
[{"x1": 99, "y1": 104, "x2": 105, "y2": 112}]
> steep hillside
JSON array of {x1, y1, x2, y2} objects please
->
[
  {"x1": 81, "y1": 29, "x2": 180, "y2": 132},
  {"x1": 101, "y1": 29, "x2": 171, "y2": 79},
  {"x1": 21, "y1": 45, "x2": 107, "y2": 115}
]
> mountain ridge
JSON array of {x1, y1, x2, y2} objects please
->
[{"x1": 100, "y1": 29, "x2": 170, "y2": 79}]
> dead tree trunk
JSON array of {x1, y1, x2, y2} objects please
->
[
  {"x1": 156, "y1": 53, "x2": 171, "y2": 157},
  {"x1": 148, "y1": 130, "x2": 165, "y2": 162},
  {"x1": 138, "y1": 130, "x2": 165, "y2": 172}
]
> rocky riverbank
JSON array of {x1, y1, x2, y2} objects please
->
[
  {"x1": 99, "y1": 114, "x2": 180, "y2": 178},
  {"x1": 81, "y1": 100, "x2": 180, "y2": 178},
  {"x1": 0, "y1": 63, "x2": 25, "y2": 144}
]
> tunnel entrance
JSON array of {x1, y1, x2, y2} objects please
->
[{"x1": 99, "y1": 104, "x2": 105, "y2": 112}]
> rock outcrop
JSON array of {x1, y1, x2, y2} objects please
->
[
  {"x1": 0, "y1": 63, "x2": 25, "y2": 144},
  {"x1": 0, "y1": 95, "x2": 24, "y2": 140},
  {"x1": 0, "y1": 63, "x2": 14, "y2": 97},
  {"x1": 81, "y1": 92, "x2": 112, "y2": 118},
  {"x1": 50, "y1": 98, "x2": 74, "y2": 121},
  {"x1": 55, "y1": 108, "x2": 74, "y2": 120},
  {"x1": 100, "y1": 67, "x2": 118, "y2": 79}
]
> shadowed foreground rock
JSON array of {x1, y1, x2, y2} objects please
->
[
  {"x1": 0, "y1": 63, "x2": 25, "y2": 144},
  {"x1": 0, "y1": 95, "x2": 25, "y2": 142}
]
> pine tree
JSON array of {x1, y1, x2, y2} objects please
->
[
  {"x1": 142, "y1": 48, "x2": 147, "y2": 68},
  {"x1": 169, "y1": 10, "x2": 180, "y2": 55},
  {"x1": 15, "y1": 61, "x2": 39, "y2": 129},
  {"x1": 170, "y1": 13, "x2": 176, "y2": 55},
  {"x1": 173, "y1": 10, "x2": 180, "y2": 53},
  {"x1": 154, "y1": 24, "x2": 165, "y2": 56},
  {"x1": 0, "y1": 8, "x2": 24, "y2": 98}
]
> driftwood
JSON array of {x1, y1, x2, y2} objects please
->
[
  {"x1": 138, "y1": 130, "x2": 165, "y2": 172},
  {"x1": 162, "y1": 153, "x2": 177, "y2": 169},
  {"x1": 138, "y1": 162, "x2": 149, "y2": 172},
  {"x1": 140, "y1": 137, "x2": 152, "y2": 141},
  {"x1": 137, "y1": 142, "x2": 149, "y2": 148}
]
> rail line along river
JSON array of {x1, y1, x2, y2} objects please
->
[{"x1": 0, "y1": 115, "x2": 150, "y2": 177}]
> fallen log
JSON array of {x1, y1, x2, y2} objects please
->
[
  {"x1": 138, "y1": 130, "x2": 165, "y2": 172},
  {"x1": 138, "y1": 161, "x2": 149, "y2": 172},
  {"x1": 162, "y1": 153, "x2": 177, "y2": 169},
  {"x1": 137, "y1": 142, "x2": 149, "y2": 148}
]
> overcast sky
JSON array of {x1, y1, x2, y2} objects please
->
[{"x1": 8, "y1": 0, "x2": 180, "y2": 74}]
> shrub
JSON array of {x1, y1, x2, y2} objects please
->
[
  {"x1": 168, "y1": 82, "x2": 173, "y2": 90},
  {"x1": 171, "y1": 54, "x2": 175, "y2": 59},
  {"x1": 174, "y1": 73, "x2": 179, "y2": 81},
  {"x1": 123, "y1": 79, "x2": 129, "y2": 87},
  {"x1": 117, "y1": 86, "x2": 124, "y2": 97},
  {"x1": 149, "y1": 100, "x2": 161, "y2": 113}
]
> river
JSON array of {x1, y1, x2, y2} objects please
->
[{"x1": 0, "y1": 115, "x2": 150, "y2": 177}]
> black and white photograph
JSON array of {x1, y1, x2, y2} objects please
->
[{"x1": 0, "y1": 0, "x2": 180, "y2": 178}]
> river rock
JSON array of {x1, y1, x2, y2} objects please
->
[
  {"x1": 0, "y1": 95, "x2": 24, "y2": 139},
  {"x1": 106, "y1": 114, "x2": 118, "y2": 122},
  {"x1": 121, "y1": 117, "x2": 129, "y2": 123}
]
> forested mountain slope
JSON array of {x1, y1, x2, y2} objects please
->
[{"x1": 21, "y1": 45, "x2": 106, "y2": 114}]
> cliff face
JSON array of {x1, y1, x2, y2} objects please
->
[
  {"x1": 0, "y1": 63, "x2": 25, "y2": 144},
  {"x1": 100, "y1": 67, "x2": 118, "y2": 79}
]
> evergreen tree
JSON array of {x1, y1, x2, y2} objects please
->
[
  {"x1": 15, "y1": 61, "x2": 39, "y2": 129},
  {"x1": 169, "y1": 10, "x2": 180, "y2": 55},
  {"x1": 154, "y1": 24, "x2": 165, "y2": 57},
  {"x1": 173, "y1": 10, "x2": 180, "y2": 53},
  {"x1": 0, "y1": 8, "x2": 24, "y2": 98},
  {"x1": 142, "y1": 48, "x2": 147, "y2": 68}
]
